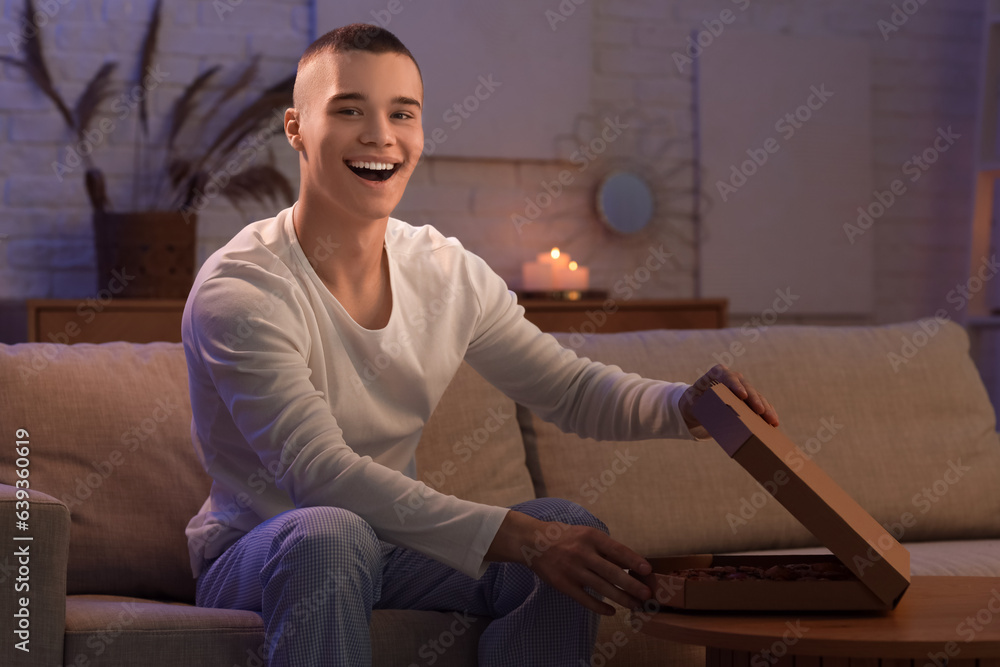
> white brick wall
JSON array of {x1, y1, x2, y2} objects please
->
[{"x1": 0, "y1": 0, "x2": 987, "y2": 331}]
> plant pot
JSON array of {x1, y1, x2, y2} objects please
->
[{"x1": 92, "y1": 210, "x2": 197, "y2": 299}]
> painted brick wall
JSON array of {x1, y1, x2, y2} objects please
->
[{"x1": 0, "y1": 0, "x2": 986, "y2": 335}]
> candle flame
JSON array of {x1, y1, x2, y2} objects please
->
[
  {"x1": 568, "y1": 261, "x2": 578, "y2": 271},
  {"x1": 550, "y1": 248, "x2": 560, "y2": 259}
]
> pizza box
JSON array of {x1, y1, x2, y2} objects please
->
[{"x1": 638, "y1": 383, "x2": 910, "y2": 611}]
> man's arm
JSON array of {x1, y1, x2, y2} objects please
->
[
  {"x1": 185, "y1": 270, "x2": 508, "y2": 578},
  {"x1": 483, "y1": 505, "x2": 654, "y2": 615},
  {"x1": 459, "y1": 250, "x2": 778, "y2": 613}
]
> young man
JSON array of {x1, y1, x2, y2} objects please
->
[{"x1": 183, "y1": 23, "x2": 778, "y2": 666}]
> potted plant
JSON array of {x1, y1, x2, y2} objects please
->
[{"x1": 1, "y1": 0, "x2": 296, "y2": 298}]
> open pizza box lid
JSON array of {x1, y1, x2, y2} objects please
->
[{"x1": 689, "y1": 383, "x2": 911, "y2": 608}]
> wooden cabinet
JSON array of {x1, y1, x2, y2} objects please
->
[
  {"x1": 25, "y1": 297, "x2": 728, "y2": 344},
  {"x1": 27, "y1": 299, "x2": 186, "y2": 344},
  {"x1": 519, "y1": 298, "x2": 728, "y2": 333}
]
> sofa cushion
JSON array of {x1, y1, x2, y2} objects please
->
[
  {"x1": 415, "y1": 362, "x2": 535, "y2": 507},
  {"x1": 65, "y1": 595, "x2": 263, "y2": 666},
  {"x1": 0, "y1": 342, "x2": 208, "y2": 602},
  {"x1": 519, "y1": 321, "x2": 1000, "y2": 557},
  {"x1": 66, "y1": 597, "x2": 486, "y2": 667},
  {"x1": 0, "y1": 343, "x2": 533, "y2": 605}
]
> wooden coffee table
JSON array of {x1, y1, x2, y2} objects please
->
[{"x1": 635, "y1": 576, "x2": 1000, "y2": 665}]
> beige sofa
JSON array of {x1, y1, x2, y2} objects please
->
[{"x1": 2, "y1": 319, "x2": 1000, "y2": 666}]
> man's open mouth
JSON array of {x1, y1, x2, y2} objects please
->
[{"x1": 345, "y1": 160, "x2": 400, "y2": 182}]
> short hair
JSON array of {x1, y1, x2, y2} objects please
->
[{"x1": 293, "y1": 23, "x2": 423, "y2": 109}]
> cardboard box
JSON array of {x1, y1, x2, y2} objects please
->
[{"x1": 644, "y1": 383, "x2": 910, "y2": 611}]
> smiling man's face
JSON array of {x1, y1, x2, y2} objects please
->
[{"x1": 287, "y1": 50, "x2": 424, "y2": 227}]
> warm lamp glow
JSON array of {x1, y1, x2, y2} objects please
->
[{"x1": 523, "y1": 246, "x2": 588, "y2": 292}]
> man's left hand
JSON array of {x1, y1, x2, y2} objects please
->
[{"x1": 679, "y1": 364, "x2": 779, "y2": 438}]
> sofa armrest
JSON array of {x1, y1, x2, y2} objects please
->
[{"x1": 0, "y1": 483, "x2": 69, "y2": 666}]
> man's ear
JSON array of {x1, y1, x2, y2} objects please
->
[{"x1": 285, "y1": 108, "x2": 304, "y2": 152}]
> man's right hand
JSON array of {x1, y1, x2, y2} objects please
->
[{"x1": 484, "y1": 509, "x2": 653, "y2": 615}]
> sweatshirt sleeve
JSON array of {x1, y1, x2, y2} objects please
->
[
  {"x1": 185, "y1": 270, "x2": 508, "y2": 579},
  {"x1": 460, "y1": 251, "x2": 704, "y2": 442}
]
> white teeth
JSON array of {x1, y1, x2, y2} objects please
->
[{"x1": 347, "y1": 160, "x2": 395, "y2": 171}]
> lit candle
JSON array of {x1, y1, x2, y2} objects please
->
[
  {"x1": 547, "y1": 248, "x2": 573, "y2": 290},
  {"x1": 522, "y1": 261, "x2": 553, "y2": 291},
  {"x1": 540, "y1": 247, "x2": 570, "y2": 270},
  {"x1": 523, "y1": 248, "x2": 568, "y2": 291},
  {"x1": 523, "y1": 248, "x2": 590, "y2": 292},
  {"x1": 560, "y1": 260, "x2": 590, "y2": 291}
]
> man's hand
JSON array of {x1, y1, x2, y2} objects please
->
[
  {"x1": 680, "y1": 363, "x2": 779, "y2": 437},
  {"x1": 484, "y1": 510, "x2": 651, "y2": 615}
]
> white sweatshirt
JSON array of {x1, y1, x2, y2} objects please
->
[{"x1": 182, "y1": 204, "x2": 698, "y2": 580}]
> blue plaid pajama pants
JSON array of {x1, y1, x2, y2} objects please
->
[{"x1": 195, "y1": 498, "x2": 605, "y2": 666}]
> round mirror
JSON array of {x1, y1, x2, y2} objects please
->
[{"x1": 596, "y1": 171, "x2": 654, "y2": 234}]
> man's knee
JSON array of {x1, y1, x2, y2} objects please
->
[
  {"x1": 510, "y1": 498, "x2": 609, "y2": 535},
  {"x1": 274, "y1": 506, "x2": 383, "y2": 571}
]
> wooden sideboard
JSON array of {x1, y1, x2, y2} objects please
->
[
  {"x1": 27, "y1": 299, "x2": 187, "y2": 344},
  {"x1": 518, "y1": 297, "x2": 727, "y2": 333},
  {"x1": 25, "y1": 297, "x2": 728, "y2": 344}
]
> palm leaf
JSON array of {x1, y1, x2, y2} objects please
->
[
  {"x1": 0, "y1": 0, "x2": 74, "y2": 128},
  {"x1": 166, "y1": 65, "x2": 221, "y2": 148},
  {"x1": 219, "y1": 164, "x2": 295, "y2": 208},
  {"x1": 19, "y1": 0, "x2": 58, "y2": 102},
  {"x1": 135, "y1": 0, "x2": 162, "y2": 135},
  {"x1": 73, "y1": 62, "x2": 117, "y2": 135},
  {"x1": 204, "y1": 74, "x2": 294, "y2": 158},
  {"x1": 85, "y1": 168, "x2": 110, "y2": 212},
  {"x1": 175, "y1": 74, "x2": 293, "y2": 205},
  {"x1": 204, "y1": 55, "x2": 259, "y2": 121},
  {"x1": 180, "y1": 170, "x2": 209, "y2": 210},
  {"x1": 167, "y1": 158, "x2": 192, "y2": 188}
]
